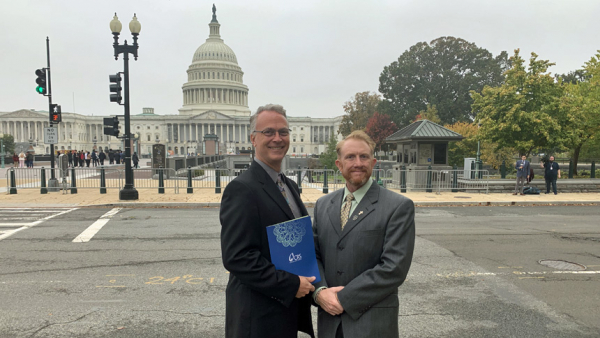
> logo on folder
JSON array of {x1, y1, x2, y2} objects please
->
[{"x1": 273, "y1": 221, "x2": 306, "y2": 248}]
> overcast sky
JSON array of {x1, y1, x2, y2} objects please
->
[{"x1": 2, "y1": 0, "x2": 599, "y2": 119}]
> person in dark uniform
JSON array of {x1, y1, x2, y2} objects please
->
[{"x1": 541, "y1": 155, "x2": 561, "y2": 194}]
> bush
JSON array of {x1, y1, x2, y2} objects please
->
[{"x1": 194, "y1": 169, "x2": 205, "y2": 177}]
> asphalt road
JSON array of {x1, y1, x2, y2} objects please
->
[{"x1": 0, "y1": 206, "x2": 598, "y2": 338}]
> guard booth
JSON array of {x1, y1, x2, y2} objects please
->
[{"x1": 386, "y1": 119, "x2": 463, "y2": 190}]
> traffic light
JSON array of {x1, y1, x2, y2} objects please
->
[
  {"x1": 35, "y1": 69, "x2": 47, "y2": 95},
  {"x1": 109, "y1": 73, "x2": 122, "y2": 104},
  {"x1": 112, "y1": 116, "x2": 120, "y2": 137},
  {"x1": 50, "y1": 104, "x2": 62, "y2": 123}
]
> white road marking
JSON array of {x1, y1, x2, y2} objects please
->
[
  {"x1": 437, "y1": 270, "x2": 600, "y2": 278},
  {"x1": 0, "y1": 208, "x2": 79, "y2": 241},
  {"x1": 72, "y1": 208, "x2": 121, "y2": 243}
]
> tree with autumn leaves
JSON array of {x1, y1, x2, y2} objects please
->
[{"x1": 364, "y1": 112, "x2": 398, "y2": 154}]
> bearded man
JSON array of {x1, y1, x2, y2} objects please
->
[{"x1": 312, "y1": 130, "x2": 415, "y2": 338}]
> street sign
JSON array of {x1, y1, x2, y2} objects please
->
[{"x1": 44, "y1": 127, "x2": 58, "y2": 144}]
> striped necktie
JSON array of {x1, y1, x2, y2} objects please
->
[{"x1": 340, "y1": 193, "x2": 355, "y2": 230}]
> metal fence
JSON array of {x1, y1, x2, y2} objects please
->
[
  {"x1": 386, "y1": 168, "x2": 489, "y2": 194},
  {"x1": 132, "y1": 168, "x2": 178, "y2": 193},
  {"x1": 5, "y1": 167, "x2": 489, "y2": 195}
]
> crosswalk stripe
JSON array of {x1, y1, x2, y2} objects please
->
[
  {"x1": 72, "y1": 208, "x2": 122, "y2": 243},
  {"x1": 0, "y1": 208, "x2": 79, "y2": 241}
]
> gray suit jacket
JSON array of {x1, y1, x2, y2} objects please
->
[
  {"x1": 313, "y1": 182, "x2": 415, "y2": 338},
  {"x1": 515, "y1": 160, "x2": 530, "y2": 178}
]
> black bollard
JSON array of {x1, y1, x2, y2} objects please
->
[
  {"x1": 297, "y1": 165, "x2": 302, "y2": 194},
  {"x1": 40, "y1": 167, "x2": 48, "y2": 194},
  {"x1": 400, "y1": 165, "x2": 406, "y2": 193},
  {"x1": 187, "y1": 166, "x2": 193, "y2": 194},
  {"x1": 591, "y1": 161, "x2": 596, "y2": 179},
  {"x1": 426, "y1": 165, "x2": 433, "y2": 193},
  {"x1": 100, "y1": 167, "x2": 106, "y2": 194},
  {"x1": 9, "y1": 168, "x2": 17, "y2": 194},
  {"x1": 500, "y1": 160, "x2": 506, "y2": 179},
  {"x1": 70, "y1": 167, "x2": 78, "y2": 194},
  {"x1": 452, "y1": 164, "x2": 458, "y2": 192},
  {"x1": 215, "y1": 166, "x2": 221, "y2": 194},
  {"x1": 323, "y1": 166, "x2": 329, "y2": 194},
  {"x1": 158, "y1": 167, "x2": 165, "y2": 194}
]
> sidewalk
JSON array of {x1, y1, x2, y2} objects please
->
[{"x1": 1, "y1": 185, "x2": 599, "y2": 208}]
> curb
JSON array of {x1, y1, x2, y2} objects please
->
[{"x1": 85, "y1": 200, "x2": 600, "y2": 209}]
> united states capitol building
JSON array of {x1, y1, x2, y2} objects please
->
[{"x1": 0, "y1": 7, "x2": 341, "y2": 157}]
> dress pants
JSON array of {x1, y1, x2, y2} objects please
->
[
  {"x1": 545, "y1": 177, "x2": 557, "y2": 194},
  {"x1": 514, "y1": 176, "x2": 526, "y2": 193}
]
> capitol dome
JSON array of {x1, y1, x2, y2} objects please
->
[
  {"x1": 192, "y1": 41, "x2": 238, "y2": 64},
  {"x1": 179, "y1": 5, "x2": 250, "y2": 117}
]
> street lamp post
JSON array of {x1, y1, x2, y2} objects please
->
[
  {"x1": 476, "y1": 123, "x2": 481, "y2": 179},
  {"x1": 110, "y1": 13, "x2": 140, "y2": 200}
]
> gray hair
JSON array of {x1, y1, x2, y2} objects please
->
[{"x1": 250, "y1": 104, "x2": 288, "y2": 132}]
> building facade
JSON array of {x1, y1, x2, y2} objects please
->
[{"x1": 0, "y1": 7, "x2": 341, "y2": 157}]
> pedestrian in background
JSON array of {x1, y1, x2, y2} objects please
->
[
  {"x1": 67, "y1": 150, "x2": 73, "y2": 167},
  {"x1": 132, "y1": 152, "x2": 139, "y2": 168},
  {"x1": 513, "y1": 155, "x2": 530, "y2": 195},
  {"x1": 26, "y1": 152, "x2": 34, "y2": 168},
  {"x1": 12, "y1": 153, "x2": 18, "y2": 167},
  {"x1": 79, "y1": 151, "x2": 85, "y2": 167},
  {"x1": 91, "y1": 150, "x2": 98, "y2": 167},
  {"x1": 99, "y1": 150, "x2": 106, "y2": 166},
  {"x1": 85, "y1": 151, "x2": 91, "y2": 167},
  {"x1": 18, "y1": 151, "x2": 25, "y2": 168},
  {"x1": 542, "y1": 155, "x2": 561, "y2": 195},
  {"x1": 109, "y1": 150, "x2": 114, "y2": 164}
]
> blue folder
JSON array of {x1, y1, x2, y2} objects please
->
[{"x1": 266, "y1": 215, "x2": 321, "y2": 284}]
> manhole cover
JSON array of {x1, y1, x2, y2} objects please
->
[
  {"x1": 454, "y1": 196, "x2": 472, "y2": 199},
  {"x1": 538, "y1": 259, "x2": 587, "y2": 271}
]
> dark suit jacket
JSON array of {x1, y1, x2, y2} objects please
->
[
  {"x1": 515, "y1": 160, "x2": 530, "y2": 178},
  {"x1": 313, "y1": 182, "x2": 415, "y2": 338},
  {"x1": 220, "y1": 161, "x2": 314, "y2": 338}
]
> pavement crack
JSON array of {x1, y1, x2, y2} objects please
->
[
  {"x1": 27, "y1": 309, "x2": 100, "y2": 337},
  {"x1": 0, "y1": 257, "x2": 222, "y2": 276},
  {"x1": 131, "y1": 309, "x2": 223, "y2": 317}
]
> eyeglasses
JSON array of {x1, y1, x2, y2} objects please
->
[{"x1": 253, "y1": 128, "x2": 290, "y2": 137}]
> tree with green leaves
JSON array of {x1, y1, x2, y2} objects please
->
[
  {"x1": 319, "y1": 134, "x2": 339, "y2": 170},
  {"x1": 1, "y1": 134, "x2": 15, "y2": 156},
  {"x1": 378, "y1": 36, "x2": 508, "y2": 127},
  {"x1": 472, "y1": 49, "x2": 565, "y2": 157},
  {"x1": 364, "y1": 112, "x2": 398, "y2": 153},
  {"x1": 560, "y1": 52, "x2": 600, "y2": 174},
  {"x1": 414, "y1": 104, "x2": 442, "y2": 124},
  {"x1": 339, "y1": 91, "x2": 381, "y2": 136}
]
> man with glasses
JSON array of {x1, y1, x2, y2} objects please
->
[{"x1": 220, "y1": 104, "x2": 315, "y2": 338}]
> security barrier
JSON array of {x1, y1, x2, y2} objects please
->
[
  {"x1": 133, "y1": 168, "x2": 178, "y2": 194},
  {"x1": 386, "y1": 168, "x2": 489, "y2": 194},
  {"x1": 4, "y1": 167, "x2": 488, "y2": 195}
]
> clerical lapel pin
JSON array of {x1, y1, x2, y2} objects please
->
[
  {"x1": 352, "y1": 215, "x2": 358, "y2": 221},
  {"x1": 358, "y1": 211, "x2": 363, "y2": 215}
]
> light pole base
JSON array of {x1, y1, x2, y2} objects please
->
[
  {"x1": 48, "y1": 178, "x2": 60, "y2": 192},
  {"x1": 119, "y1": 187, "x2": 139, "y2": 200}
]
